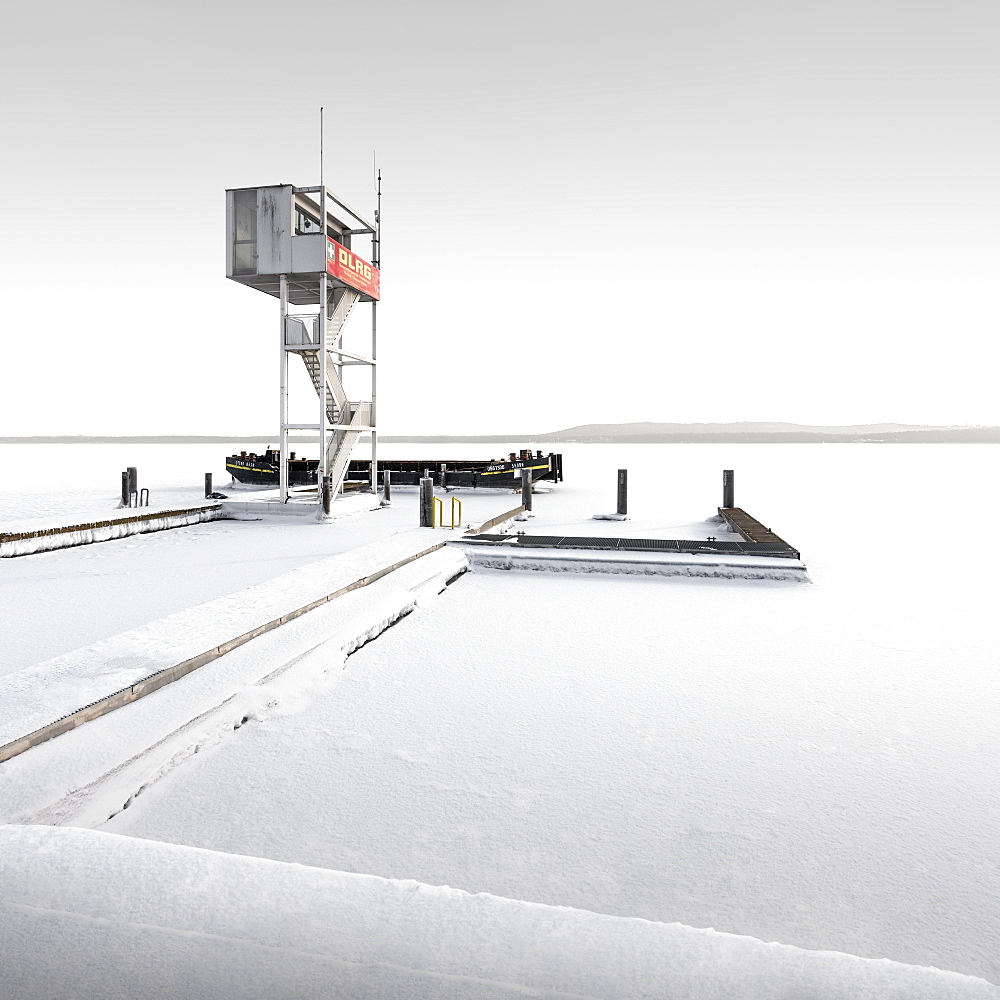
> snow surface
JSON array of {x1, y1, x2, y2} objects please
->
[
  {"x1": 0, "y1": 479, "x2": 518, "y2": 675},
  {"x1": 102, "y1": 567, "x2": 1000, "y2": 981},
  {"x1": 0, "y1": 545, "x2": 467, "y2": 827},
  {"x1": 2, "y1": 825, "x2": 996, "y2": 1000},
  {"x1": 3, "y1": 441, "x2": 1000, "y2": 993},
  {"x1": 0, "y1": 531, "x2": 462, "y2": 749}
]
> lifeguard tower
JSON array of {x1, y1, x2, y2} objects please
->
[{"x1": 225, "y1": 182, "x2": 380, "y2": 504}]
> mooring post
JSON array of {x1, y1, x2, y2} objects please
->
[
  {"x1": 204, "y1": 473, "x2": 212, "y2": 499},
  {"x1": 617, "y1": 469, "x2": 628, "y2": 516},
  {"x1": 322, "y1": 475, "x2": 332, "y2": 516},
  {"x1": 521, "y1": 467, "x2": 532, "y2": 511},
  {"x1": 382, "y1": 469, "x2": 391, "y2": 504},
  {"x1": 120, "y1": 471, "x2": 130, "y2": 507},
  {"x1": 419, "y1": 477, "x2": 434, "y2": 527},
  {"x1": 127, "y1": 467, "x2": 138, "y2": 499},
  {"x1": 723, "y1": 469, "x2": 735, "y2": 509}
]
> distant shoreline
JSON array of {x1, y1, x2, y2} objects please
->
[{"x1": 4, "y1": 429, "x2": 1000, "y2": 445}]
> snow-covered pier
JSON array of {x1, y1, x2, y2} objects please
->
[
  {"x1": 461, "y1": 538, "x2": 808, "y2": 581},
  {"x1": 0, "y1": 503, "x2": 224, "y2": 558},
  {"x1": 0, "y1": 532, "x2": 460, "y2": 765},
  {"x1": 1, "y1": 484, "x2": 809, "y2": 766},
  {"x1": 6, "y1": 451, "x2": 1000, "y2": 992},
  {"x1": 457, "y1": 512, "x2": 806, "y2": 579}
]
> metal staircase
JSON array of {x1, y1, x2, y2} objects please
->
[
  {"x1": 326, "y1": 401, "x2": 372, "y2": 488},
  {"x1": 285, "y1": 287, "x2": 370, "y2": 493}
]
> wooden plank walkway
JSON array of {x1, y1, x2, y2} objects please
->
[{"x1": 718, "y1": 507, "x2": 794, "y2": 549}]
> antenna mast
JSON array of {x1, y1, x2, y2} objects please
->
[{"x1": 374, "y1": 163, "x2": 381, "y2": 269}]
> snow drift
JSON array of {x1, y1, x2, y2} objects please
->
[{"x1": 0, "y1": 826, "x2": 995, "y2": 1000}]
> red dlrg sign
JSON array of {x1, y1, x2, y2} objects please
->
[{"x1": 327, "y1": 239, "x2": 380, "y2": 299}]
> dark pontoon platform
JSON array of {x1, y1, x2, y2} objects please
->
[
  {"x1": 468, "y1": 532, "x2": 800, "y2": 560},
  {"x1": 718, "y1": 507, "x2": 795, "y2": 549}
]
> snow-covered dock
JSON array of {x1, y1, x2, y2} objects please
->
[
  {"x1": 457, "y1": 510, "x2": 806, "y2": 580},
  {"x1": 217, "y1": 489, "x2": 384, "y2": 520},
  {"x1": 462, "y1": 541, "x2": 808, "y2": 580},
  {"x1": 0, "y1": 503, "x2": 224, "y2": 558},
  {"x1": 8, "y1": 448, "x2": 999, "y2": 990},
  {"x1": 0, "y1": 491, "x2": 390, "y2": 559},
  {"x1": 0, "y1": 486, "x2": 807, "y2": 761},
  {"x1": 0, "y1": 531, "x2": 461, "y2": 765}
]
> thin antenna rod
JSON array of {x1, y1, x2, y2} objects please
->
[
  {"x1": 374, "y1": 164, "x2": 381, "y2": 269},
  {"x1": 319, "y1": 107, "x2": 324, "y2": 188}
]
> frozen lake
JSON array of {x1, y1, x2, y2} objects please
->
[{"x1": 3, "y1": 441, "x2": 1000, "y2": 987}]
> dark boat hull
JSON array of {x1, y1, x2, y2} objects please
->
[
  {"x1": 226, "y1": 450, "x2": 563, "y2": 490},
  {"x1": 346, "y1": 452, "x2": 563, "y2": 488},
  {"x1": 226, "y1": 451, "x2": 319, "y2": 487}
]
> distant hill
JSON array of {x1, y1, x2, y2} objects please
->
[
  {"x1": 541, "y1": 422, "x2": 937, "y2": 437},
  {"x1": 381, "y1": 423, "x2": 1000, "y2": 444}
]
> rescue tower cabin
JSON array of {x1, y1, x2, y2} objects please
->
[{"x1": 225, "y1": 183, "x2": 380, "y2": 504}]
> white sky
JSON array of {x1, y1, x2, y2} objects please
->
[{"x1": 1, "y1": 0, "x2": 997, "y2": 435}]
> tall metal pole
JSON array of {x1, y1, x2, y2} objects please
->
[
  {"x1": 371, "y1": 298, "x2": 377, "y2": 491},
  {"x1": 370, "y1": 168, "x2": 380, "y2": 495},
  {"x1": 319, "y1": 180, "x2": 329, "y2": 497},
  {"x1": 319, "y1": 272, "x2": 329, "y2": 488},
  {"x1": 279, "y1": 273, "x2": 289, "y2": 502}
]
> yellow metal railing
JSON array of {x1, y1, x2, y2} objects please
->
[{"x1": 431, "y1": 495, "x2": 463, "y2": 529}]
